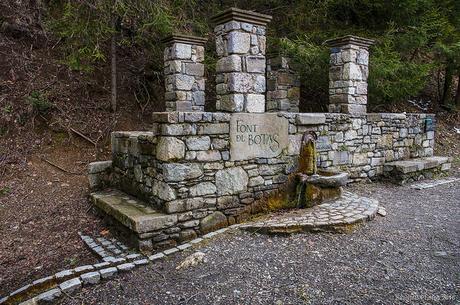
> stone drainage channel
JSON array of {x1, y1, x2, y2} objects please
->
[{"x1": 1, "y1": 192, "x2": 380, "y2": 305}]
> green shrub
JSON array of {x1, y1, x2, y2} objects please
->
[{"x1": 26, "y1": 91, "x2": 52, "y2": 114}]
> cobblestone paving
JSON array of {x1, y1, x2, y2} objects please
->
[
  {"x1": 79, "y1": 233, "x2": 134, "y2": 261},
  {"x1": 59, "y1": 180, "x2": 460, "y2": 305},
  {"x1": 240, "y1": 192, "x2": 379, "y2": 234}
]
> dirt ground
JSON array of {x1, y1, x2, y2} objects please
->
[
  {"x1": 59, "y1": 180, "x2": 460, "y2": 305},
  {"x1": 0, "y1": 141, "x2": 107, "y2": 295}
]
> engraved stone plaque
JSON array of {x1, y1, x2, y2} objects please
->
[{"x1": 230, "y1": 113, "x2": 289, "y2": 161}]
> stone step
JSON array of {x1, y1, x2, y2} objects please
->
[
  {"x1": 384, "y1": 156, "x2": 451, "y2": 174},
  {"x1": 90, "y1": 189, "x2": 178, "y2": 234}
]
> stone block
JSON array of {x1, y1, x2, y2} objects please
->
[
  {"x1": 287, "y1": 135, "x2": 302, "y2": 155},
  {"x1": 215, "y1": 167, "x2": 248, "y2": 195},
  {"x1": 197, "y1": 123, "x2": 230, "y2": 135},
  {"x1": 357, "y1": 49, "x2": 369, "y2": 65},
  {"x1": 216, "y1": 55, "x2": 242, "y2": 72},
  {"x1": 296, "y1": 113, "x2": 326, "y2": 125},
  {"x1": 342, "y1": 62, "x2": 362, "y2": 80},
  {"x1": 152, "y1": 180, "x2": 176, "y2": 201},
  {"x1": 352, "y1": 153, "x2": 368, "y2": 166},
  {"x1": 246, "y1": 56, "x2": 266, "y2": 73},
  {"x1": 248, "y1": 176, "x2": 264, "y2": 187},
  {"x1": 186, "y1": 136, "x2": 211, "y2": 150},
  {"x1": 227, "y1": 32, "x2": 250, "y2": 54},
  {"x1": 219, "y1": 94, "x2": 245, "y2": 112},
  {"x1": 171, "y1": 101, "x2": 192, "y2": 112},
  {"x1": 88, "y1": 161, "x2": 112, "y2": 174},
  {"x1": 224, "y1": 20, "x2": 241, "y2": 31},
  {"x1": 200, "y1": 211, "x2": 228, "y2": 234},
  {"x1": 253, "y1": 74, "x2": 266, "y2": 93},
  {"x1": 36, "y1": 288, "x2": 62, "y2": 303},
  {"x1": 161, "y1": 124, "x2": 195, "y2": 136},
  {"x1": 117, "y1": 263, "x2": 135, "y2": 272},
  {"x1": 196, "y1": 150, "x2": 221, "y2": 161},
  {"x1": 227, "y1": 72, "x2": 252, "y2": 93},
  {"x1": 166, "y1": 198, "x2": 205, "y2": 213},
  {"x1": 173, "y1": 74, "x2": 195, "y2": 91},
  {"x1": 341, "y1": 104, "x2": 366, "y2": 114},
  {"x1": 246, "y1": 94, "x2": 265, "y2": 113},
  {"x1": 334, "y1": 151, "x2": 349, "y2": 165},
  {"x1": 171, "y1": 43, "x2": 192, "y2": 59},
  {"x1": 189, "y1": 182, "x2": 217, "y2": 196},
  {"x1": 156, "y1": 137, "x2": 185, "y2": 161},
  {"x1": 59, "y1": 278, "x2": 81, "y2": 294},
  {"x1": 162, "y1": 163, "x2": 203, "y2": 182},
  {"x1": 192, "y1": 91, "x2": 205, "y2": 106},
  {"x1": 184, "y1": 63, "x2": 204, "y2": 76},
  {"x1": 80, "y1": 272, "x2": 101, "y2": 286},
  {"x1": 99, "y1": 267, "x2": 118, "y2": 279}
]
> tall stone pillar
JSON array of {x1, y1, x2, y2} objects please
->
[
  {"x1": 211, "y1": 8, "x2": 272, "y2": 113},
  {"x1": 325, "y1": 35, "x2": 375, "y2": 114},
  {"x1": 266, "y1": 54, "x2": 300, "y2": 112},
  {"x1": 162, "y1": 34, "x2": 207, "y2": 112}
]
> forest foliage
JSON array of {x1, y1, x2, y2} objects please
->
[{"x1": 45, "y1": 0, "x2": 460, "y2": 111}]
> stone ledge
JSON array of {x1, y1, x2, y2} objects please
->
[
  {"x1": 211, "y1": 7, "x2": 272, "y2": 26},
  {"x1": 161, "y1": 34, "x2": 208, "y2": 46},
  {"x1": 384, "y1": 156, "x2": 451, "y2": 174},
  {"x1": 91, "y1": 190, "x2": 178, "y2": 234},
  {"x1": 88, "y1": 161, "x2": 112, "y2": 174},
  {"x1": 325, "y1": 35, "x2": 375, "y2": 48},
  {"x1": 296, "y1": 113, "x2": 326, "y2": 125}
]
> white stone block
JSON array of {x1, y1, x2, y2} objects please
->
[
  {"x1": 171, "y1": 43, "x2": 192, "y2": 59},
  {"x1": 246, "y1": 94, "x2": 265, "y2": 113},
  {"x1": 227, "y1": 32, "x2": 250, "y2": 54}
]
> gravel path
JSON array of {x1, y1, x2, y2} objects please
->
[{"x1": 61, "y1": 181, "x2": 460, "y2": 305}]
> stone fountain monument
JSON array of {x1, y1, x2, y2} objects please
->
[{"x1": 87, "y1": 7, "x2": 449, "y2": 249}]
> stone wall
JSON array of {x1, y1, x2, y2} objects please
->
[
  {"x1": 212, "y1": 8, "x2": 272, "y2": 113},
  {"x1": 266, "y1": 55, "x2": 300, "y2": 112},
  {"x1": 163, "y1": 35, "x2": 207, "y2": 111},
  {"x1": 107, "y1": 111, "x2": 434, "y2": 248},
  {"x1": 325, "y1": 36, "x2": 375, "y2": 114}
]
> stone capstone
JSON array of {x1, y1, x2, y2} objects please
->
[
  {"x1": 215, "y1": 167, "x2": 248, "y2": 195},
  {"x1": 200, "y1": 211, "x2": 228, "y2": 234}
]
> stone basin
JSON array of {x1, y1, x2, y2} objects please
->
[
  {"x1": 294, "y1": 171, "x2": 349, "y2": 208},
  {"x1": 298, "y1": 171, "x2": 349, "y2": 188}
]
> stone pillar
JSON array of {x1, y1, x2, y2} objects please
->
[
  {"x1": 211, "y1": 8, "x2": 272, "y2": 113},
  {"x1": 266, "y1": 54, "x2": 300, "y2": 112},
  {"x1": 325, "y1": 35, "x2": 374, "y2": 114},
  {"x1": 162, "y1": 34, "x2": 207, "y2": 112}
]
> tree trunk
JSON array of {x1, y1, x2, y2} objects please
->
[
  {"x1": 455, "y1": 74, "x2": 460, "y2": 106},
  {"x1": 110, "y1": 18, "x2": 117, "y2": 112},
  {"x1": 441, "y1": 64, "x2": 453, "y2": 107}
]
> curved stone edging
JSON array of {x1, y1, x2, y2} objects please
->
[
  {"x1": 239, "y1": 192, "x2": 379, "y2": 234},
  {"x1": 1, "y1": 226, "x2": 240, "y2": 305}
]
